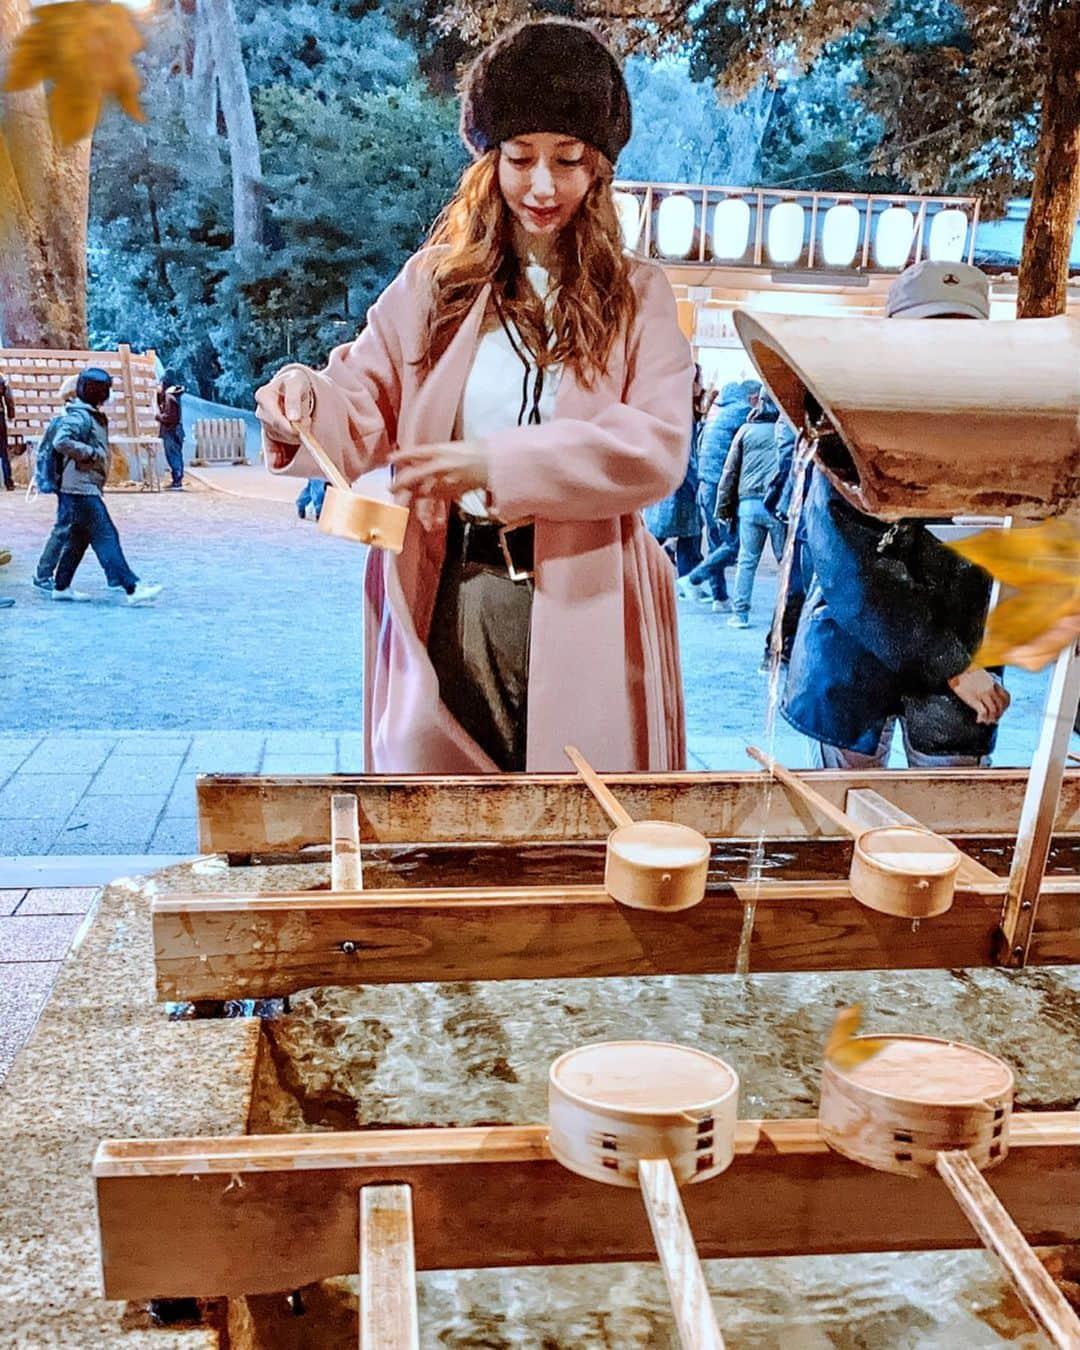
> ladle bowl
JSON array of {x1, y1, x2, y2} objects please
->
[{"x1": 317, "y1": 484, "x2": 409, "y2": 553}]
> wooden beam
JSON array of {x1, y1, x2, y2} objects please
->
[
  {"x1": 94, "y1": 1114, "x2": 1080, "y2": 1301},
  {"x1": 149, "y1": 872, "x2": 1080, "y2": 1001},
  {"x1": 359, "y1": 1185, "x2": 419, "y2": 1350},
  {"x1": 845, "y1": 788, "x2": 999, "y2": 886},
  {"x1": 999, "y1": 643, "x2": 1080, "y2": 967},
  {"x1": 332, "y1": 792, "x2": 362, "y2": 893},
  {"x1": 195, "y1": 769, "x2": 1080, "y2": 860}
]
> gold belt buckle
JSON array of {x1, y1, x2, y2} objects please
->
[{"x1": 498, "y1": 521, "x2": 534, "y2": 581}]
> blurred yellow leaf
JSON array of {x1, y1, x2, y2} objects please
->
[
  {"x1": 949, "y1": 520, "x2": 1080, "y2": 672},
  {"x1": 824, "y1": 1005, "x2": 889, "y2": 1070},
  {"x1": 3, "y1": 1, "x2": 145, "y2": 145}
]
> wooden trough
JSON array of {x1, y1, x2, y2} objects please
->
[{"x1": 150, "y1": 767, "x2": 1080, "y2": 1002}]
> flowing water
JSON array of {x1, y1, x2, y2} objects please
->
[{"x1": 736, "y1": 438, "x2": 818, "y2": 976}]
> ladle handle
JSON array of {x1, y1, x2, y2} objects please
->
[
  {"x1": 638, "y1": 1158, "x2": 725, "y2": 1350},
  {"x1": 935, "y1": 1151, "x2": 1080, "y2": 1349},
  {"x1": 288, "y1": 419, "x2": 352, "y2": 494},
  {"x1": 565, "y1": 745, "x2": 634, "y2": 830},
  {"x1": 746, "y1": 746, "x2": 860, "y2": 839}
]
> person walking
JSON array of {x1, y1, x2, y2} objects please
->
[
  {"x1": 715, "y1": 386, "x2": 785, "y2": 628},
  {"x1": 645, "y1": 364, "x2": 706, "y2": 582},
  {"x1": 683, "y1": 379, "x2": 755, "y2": 610},
  {"x1": 33, "y1": 374, "x2": 79, "y2": 593},
  {"x1": 0, "y1": 369, "x2": 16, "y2": 491},
  {"x1": 296, "y1": 478, "x2": 328, "y2": 521},
  {"x1": 257, "y1": 18, "x2": 693, "y2": 773},
  {"x1": 50, "y1": 367, "x2": 164, "y2": 605},
  {"x1": 156, "y1": 372, "x2": 186, "y2": 488},
  {"x1": 782, "y1": 260, "x2": 1009, "y2": 768}
]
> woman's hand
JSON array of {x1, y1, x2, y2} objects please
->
[
  {"x1": 390, "y1": 440, "x2": 489, "y2": 499},
  {"x1": 255, "y1": 368, "x2": 316, "y2": 469},
  {"x1": 948, "y1": 668, "x2": 1011, "y2": 724}
]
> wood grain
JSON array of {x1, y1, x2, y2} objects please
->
[
  {"x1": 332, "y1": 793, "x2": 362, "y2": 893},
  {"x1": 147, "y1": 875, "x2": 1078, "y2": 1001},
  {"x1": 93, "y1": 1113, "x2": 1080, "y2": 1300},
  {"x1": 359, "y1": 1185, "x2": 419, "y2": 1350},
  {"x1": 638, "y1": 1158, "x2": 725, "y2": 1349},
  {"x1": 194, "y1": 768, "x2": 1080, "y2": 858},
  {"x1": 936, "y1": 1151, "x2": 1080, "y2": 1349}
]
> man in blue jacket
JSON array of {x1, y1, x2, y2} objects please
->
[
  {"x1": 683, "y1": 379, "x2": 756, "y2": 609},
  {"x1": 782, "y1": 261, "x2": 1010, "y2": 768}
]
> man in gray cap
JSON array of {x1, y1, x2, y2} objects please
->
[{"x1": 781, "y1": 259, "x2": 1010, "y2": 769}]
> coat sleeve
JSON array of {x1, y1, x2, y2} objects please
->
[
  {"x1": 264, "y1": 258, "x2": 416, "y2": 483},
  {"x1": 54, "y1": 409, "x2": 100, "y2": 463},
  {"x1": 806, "y1": 478, "x2": 971, "y2": 688},
  {"x1": 485, "y1": 266, "x2": 694, "y2": 522},
  {"x1": 714, "y1": 428, "x2": 744, "y2": 521}
]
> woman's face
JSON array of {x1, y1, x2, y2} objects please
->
[{"x1": 498, "y1": 133, "x2": 595, "y2": 238}]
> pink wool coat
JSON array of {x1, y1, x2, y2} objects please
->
[{"x1": 269, "y1": 249, "x2": 693, "y2": 773}]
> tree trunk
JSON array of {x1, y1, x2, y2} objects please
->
[
  {"x1": 199, "y1": 0, "x2": 264, "y2": 249},
  {"x1": 0, "y1": 0, "x2": 91, "y2": 346},
  {"x1": 188, "y1": 0, "x2": 219, "y2": 140},
  {"x1": 1016, "y1": 7, "x2": 1080, "y2": 320}
]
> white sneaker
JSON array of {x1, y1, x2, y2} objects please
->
[
  {"x1": 52, "y1": 587, "x2": 91, "y2": 602},
  {"x1": 676, "y1": 577, "x2": 705, "y2": 600},
  {"x1": 711, "y1": 598, "x2": 731, "y2": 613},
  {"x1": 127, "y1": 582, "x2": 164, "y2": 606}
]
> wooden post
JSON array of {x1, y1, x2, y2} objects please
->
[
  {"x1": 935, "y1": 1152, "x2": 1080, "y2": 1349},
  {"x1": 331, "y1": 792, "x2": 362, "y2": 893},
  {"x1": 998, "y1": 640, "x2": 1080, "y2": 966},
  {"x1": 638, "y1": 1158, "x2": 725, "y2": 1350},
  {"x1": 117, "y1": 343, "x2": 140, "y2": 437},
  {"x1": 359, "y1": 1184, "x2": 419, "y2": 1350}
]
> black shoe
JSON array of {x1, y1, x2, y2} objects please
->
[
  {"x1": 33, "y1": 575, "x2": 54, "y2": 592},
  {"x1": 3, "y1": 482, "x2": 14, "y2": 492},
  {"x1": 0, "y1": 597, "x2": 14, "y2": 608}
]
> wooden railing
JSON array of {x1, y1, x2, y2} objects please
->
[{"x1": 613, "y1": 181, "x2": 980, "y2": 274}]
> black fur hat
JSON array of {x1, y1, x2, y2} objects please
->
[{"x1": 460, "y1": 19, "x2": 631, "y2": 166}]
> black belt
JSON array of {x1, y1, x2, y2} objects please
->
[{"x1": 448, "y1": 507, "x2": 534, "y2": 580}]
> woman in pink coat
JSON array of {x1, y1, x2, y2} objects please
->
[{"x1": 256, "y1": 19, "x2": 693, "y2": 774}]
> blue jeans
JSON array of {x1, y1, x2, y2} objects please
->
[
  {"x1": 733, "y1": 498, "x2": 787, "y2": 616},
  {"x1": 35, "y1": 498, "x2": 69, "y2": 582},
  {"x1": 810, "y1": 720, "x2": 989, "y2": 769},
  {"x1": 688, "y1": 480, "x2": 735, "y2": 600},
  {"x1": 53, "y1": 494, "x2": 138, "y2": 593},
  {"x1": 296, "y1": 479, "x2": 327, "y2": 520},
  {"x1": 162, "y1": 428, "x2": 184, "y2": 486}
]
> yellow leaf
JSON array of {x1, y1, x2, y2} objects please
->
[
  {"x1": 824, "y1": 1005, "x2": 889, "y2": 1071},
  {"x1": 2, "y1": 1, "x2": 146, "y2": 146},
  {"x1": 948, "y1": 519, "x2": 1080, "y2": 673}
]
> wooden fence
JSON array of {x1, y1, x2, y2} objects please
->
[
  {"x1": 192, "y1": 418, "x2": 247, "y2": 465},
  {"x1": 0, "y1": 344, "x2": 163, "y2": 487}
]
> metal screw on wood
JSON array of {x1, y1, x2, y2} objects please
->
[{"x1": 341, "y1": 941, "x2": 358, "y2": 955}]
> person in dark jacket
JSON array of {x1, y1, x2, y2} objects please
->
[
  {"x1": 0, "y1": 370, "x2": 16, "y2": 491},
  {"x1": 51, "y1": 368, "x2": 164, "y2": 605},
  {"x1": 156, "y1": 372, "x2": 185, "y2": 489},
  {"x1": 760, "y1": 416, "x2": 808, "y2": 667},
  {"x1": 715, "y1": 386, "x2": 784, "y2": 628},
  {"x1": 782, "y1": 260, "x2": 1009, "y2": 768},
  {"x1": 684, "y1": 378, "x2": 756, "y2": 608},
  {"x1": 33, "y1": 374, "x2": 79, "y2": 592},
  {"x1": 644, "y1": 364, "x2": 705, "y2": 579}
]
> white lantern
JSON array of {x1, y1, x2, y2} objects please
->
[
  {"x1": 767, "y1": 201, "x2": 805, "y2": 266},
  {"x1": 821, "y1": 202, "x2": 861, "y2": 267},
  {"x1": 875, "y1": 205, "x2": 916, "y2": 269},
  {"x1": 656, "y1": 194, "x2": 696, "y2": 259},
  {"x1": 614, "y1": 191, "x2": 644, "y2": 251},
  {"x1": 712, "y1": 197, "x2": 751, "y2": 261},
  {"x1": 928, "y1": 208, "x2": 969, "y2": 262}
]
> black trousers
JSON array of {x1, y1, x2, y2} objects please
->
[
  {"x1": 427, "y1": 521, "x2": 533, "y2": 771},
  {"x1": 0, "y1": 423, "x2": 12, "y2": 488}
]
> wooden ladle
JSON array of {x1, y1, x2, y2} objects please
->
[
  {"x1": 289, "y1": 419, "x2": 409, "y2": 553},
  {"x1": 820, "y1": 1033, "x2": 1080, "y2": 1349},
  {"x1": 746, "y1": 745, "x2": 980, "y2": 918},
  {"x1": 565, "y1": 746, "x2": 710, "y2": 911}
]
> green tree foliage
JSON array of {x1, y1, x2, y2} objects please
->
[{"x1": 88, "y1": 5, "x2": 464, "y2": 403}]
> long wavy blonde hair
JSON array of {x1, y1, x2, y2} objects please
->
[{"x1": 417, "y1": 149, "x2": 637, "y2": 389}]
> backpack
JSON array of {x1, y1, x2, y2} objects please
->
[{"x1": 33, "y1": 415, "x2": 67, "y2": 494}]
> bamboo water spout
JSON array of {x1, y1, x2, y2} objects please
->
[{"x1": 731, "y1": 312, "x2": 1080, "y2": 522}]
